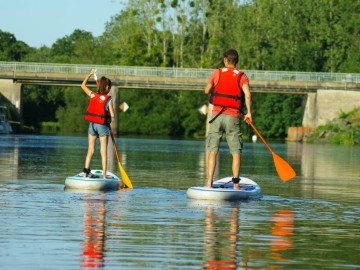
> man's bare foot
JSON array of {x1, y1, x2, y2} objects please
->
[
  {"x1": 233, "y1": 184, "x2": 245, "y2": 190},
  {"x1": 103, "y1": 174, "x2": 107, "y2": 179}
]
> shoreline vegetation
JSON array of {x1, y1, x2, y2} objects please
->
[
  {"x1": 1, "y1": 0, "x2": 359, "y2": 140},
  {"x1": 9, "y1": 108, "x2": 360, "y2": 146},
  {"x1": 304, "y1": 107, "x2": 360, "y2": 145}
]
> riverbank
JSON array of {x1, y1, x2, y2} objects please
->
[{"x1": 304, "y1": 107, "x2": 360, "y2": 145}]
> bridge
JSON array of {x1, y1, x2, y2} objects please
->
[
  {"x1": 0, "y1": 61, "x2": 359, "y2": 92},
  {"x1": 0, "y1": 62, "x2": 360, "y2": 132}
]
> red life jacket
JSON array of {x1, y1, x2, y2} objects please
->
[
  {"x1": 85, "y1": 92, "x2": 111, "y2": 125},
  {"x1": 209, "y1": 68, "x2": 244, "y2": 109}
]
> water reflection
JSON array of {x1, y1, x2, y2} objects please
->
[
  {"x1": 81, "y1": 194, "x2": 106, "y2": 269},
  {"x1": 0, "y1": 136, "x2": 19, "y2": 180},
  {"x1": 198, "y1": 150, "x2": 207, "y2": 180},
  {"x1": 1, "y1": 135, "x2": 359, "y2": 269},
  {"x1": 201, "y1": 206, "x2": 295, "y2": 270},
  {"x1": 270, "y1": 210, "x2": 294, "y2": 267},
  {"x1": 203, "y1": 206, "x2": 239, "y2": 269}
]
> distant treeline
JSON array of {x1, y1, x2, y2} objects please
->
[{"x1": 0, "y1": 0, "x2": 358, "y2": 138}]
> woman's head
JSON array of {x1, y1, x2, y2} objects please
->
[{"x1": 97, "y1": 76, "x2": 112, "y2": 94}]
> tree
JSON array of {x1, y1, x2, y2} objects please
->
[
  {"x1": 55, "y1": 87, "x2": 89, "y2": 134},
  {"x1": 23, "y1": 45, "x2": 52, "y2": 63},
  {"x1": 100, "y1": 9, "x2": 156, "y2": 65},
  {"x1": 22, "y1": 85, "x2": 65, "y2": 129},
  {"x1": 51, "y1": 29, "x2": 96, "y2": 64},
  {"x1": 0, "y1": 30, "x2": 33, "y2": 61},
  {"x1": 184, "y1": 0, "x2": 208, "y2": 67},
  {"x1": 252, "y1": 93, "x2": 303, "y2": 138}
]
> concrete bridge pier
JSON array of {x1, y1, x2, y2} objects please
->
[
  {"x1": 302, "y1": 89, "x2": 360, "y2": 128},
  {"x1": 107, "y1": 86, "x2": 121, "y2": 173},
  {"x1": 109, "y1": 86, "x2": 119, "y2": 135},
  {"x1": 0, "y1": 79, "x2": 22, "y2": 118},
  {"x1": 302, "y1": 92, "x2": 317, "y2": 128},
  {"x1": 289, "y1": 89, "x2": 360, "y2": 141}
]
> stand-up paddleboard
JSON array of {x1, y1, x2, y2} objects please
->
[
  {"x1": 65, "y1": 170, "x2": 121, "y2": 190},
  {"x1": 187, "y1": 177, "x2": 262, "y2": 201}
]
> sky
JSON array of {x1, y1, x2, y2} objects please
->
[{"x1": 0, "y1": 0, "x2": 124, "y2": 48}]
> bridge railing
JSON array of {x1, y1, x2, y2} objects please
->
[{"x1": 0, "y1": 61, "x2": 359, "y2": 83}]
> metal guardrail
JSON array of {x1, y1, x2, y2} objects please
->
[
  {"x1": 0, "y1": 61, "x2": 359, "y2": 84},
  {"x1": 0, "y1": 61, "x2": 360, "y2": 90}
]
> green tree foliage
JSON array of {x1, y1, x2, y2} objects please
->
[
  {"x1": 1, "y1": 0, "x2": 359, "y2": 138},
  {"x1": 252, "y1": 93, "x2": 302, "y2": 138},
  {"x1": 119, "y1": 89, "x2": 206, "y2": 136},
  {"x1": 51, "y1": 29, "x2": 96, "y2": 64},
  {"x1": 99, "y1": 9, "x2": 154, "y2": 66},
  {"x1": 23, "y1": 45, "x2": 52, "y2": 63},
  {"x1": 0, "y1": 30, "x2": 33, "y2": 61},
  {"x1": 55, "y1": 88, "x2": 89, "y2": 134},
  {"x1": 22, "y1": 85, "x2": 64, "y2": 129}
]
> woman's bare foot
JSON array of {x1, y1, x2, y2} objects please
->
[
  {"x1": 204, "y1": 180, "x2": 213, "y2": 188},
  {"x1": 83, "y1": 168, "x2": 90, "y2": 178}
]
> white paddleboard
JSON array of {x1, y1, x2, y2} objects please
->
[
  {"x1": 187, "y1": 177, "x2": 262, "y2": 201},
  {"x1": 65, "y1": 170, "x2": 121, "y2": 190}
]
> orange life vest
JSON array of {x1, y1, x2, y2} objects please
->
[
  {"x1": 85, "y1": 92, "x2": 111, "y2": 125},
  {"x1": 209, "y1": 68, "x2": 244, "y2": 109}
]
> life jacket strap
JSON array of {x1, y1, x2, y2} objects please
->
[
  {"x1": 85, "y1": 112, "x2": 106, "y2": 119},
  {"x1": 209, "y1": 107, "x2": 226, "y2": 124}
]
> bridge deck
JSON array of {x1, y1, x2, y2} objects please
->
[{"x1": 0, "y1": 62, "x2": 359, "y2": 93}]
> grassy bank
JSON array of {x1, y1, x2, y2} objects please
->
[{"x1": 305, "y1": 108, "x2": 360, "y2": 145}]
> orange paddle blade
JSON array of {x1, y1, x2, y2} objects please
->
[{"x1": 272, "y1": 152, "x2": 296, "y2": 181}]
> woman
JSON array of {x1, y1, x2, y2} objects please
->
[{"x1": 81, "y1": 69, "x2": 115, "y2": 179}]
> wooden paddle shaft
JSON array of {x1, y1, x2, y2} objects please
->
[
  {"x1": 247, "y1": 120, "x2": 274, "y2": 154},
  {"x1": 109, "y1": 129, "x2": 121, "y2": 162}
]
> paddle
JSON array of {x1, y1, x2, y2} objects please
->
[
  {"x1": 109, "y1": 128, "x2": 133, "y2": 189},
  {"x1": 242, "y1": 114, "x2": 296, "y2": 181}
]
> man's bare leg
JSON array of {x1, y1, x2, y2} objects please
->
[
  {"x1": 232, "y1": 153, "x2": 241, "y2": 189},
  {"x1": 206, "y1": 151, "x2": 218, "y2": 188}
]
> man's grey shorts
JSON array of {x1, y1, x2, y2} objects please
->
[{"x1": 206, "y1": 114, "x2": 243, "y2": 154}]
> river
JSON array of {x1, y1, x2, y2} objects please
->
[{"x1": 0, "y1": 135, "x2": 359, "y2": 269}]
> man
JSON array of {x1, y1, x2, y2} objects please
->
[{"x1": 204, "y1": 49, "x2": 252, "y2": 189}]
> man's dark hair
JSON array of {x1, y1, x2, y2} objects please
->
[{"x1": 224, "y1": 49, "x2": 239, "y2": 65}]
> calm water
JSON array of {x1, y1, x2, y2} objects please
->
[{"x1": 0, "y1": 135, "x2": 359, "y2": 270}]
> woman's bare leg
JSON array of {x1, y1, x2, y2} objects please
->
[{"x1": 99, "y1": 135, "x2": 109, "y2": 179}]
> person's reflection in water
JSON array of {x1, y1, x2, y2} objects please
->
[
  {"x1": 204, "y1": 206, "x2": 239, "y2": 270},
  {"x1": 270, "y1": 209, "x2": 294, "y2": 267},
  {"x1": 81, "y1": 194, "x2": 106, "y2": 269}
]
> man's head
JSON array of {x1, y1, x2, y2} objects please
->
[{"x1": 223, "y1": 49, "x2": 239, "y2": 66}]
